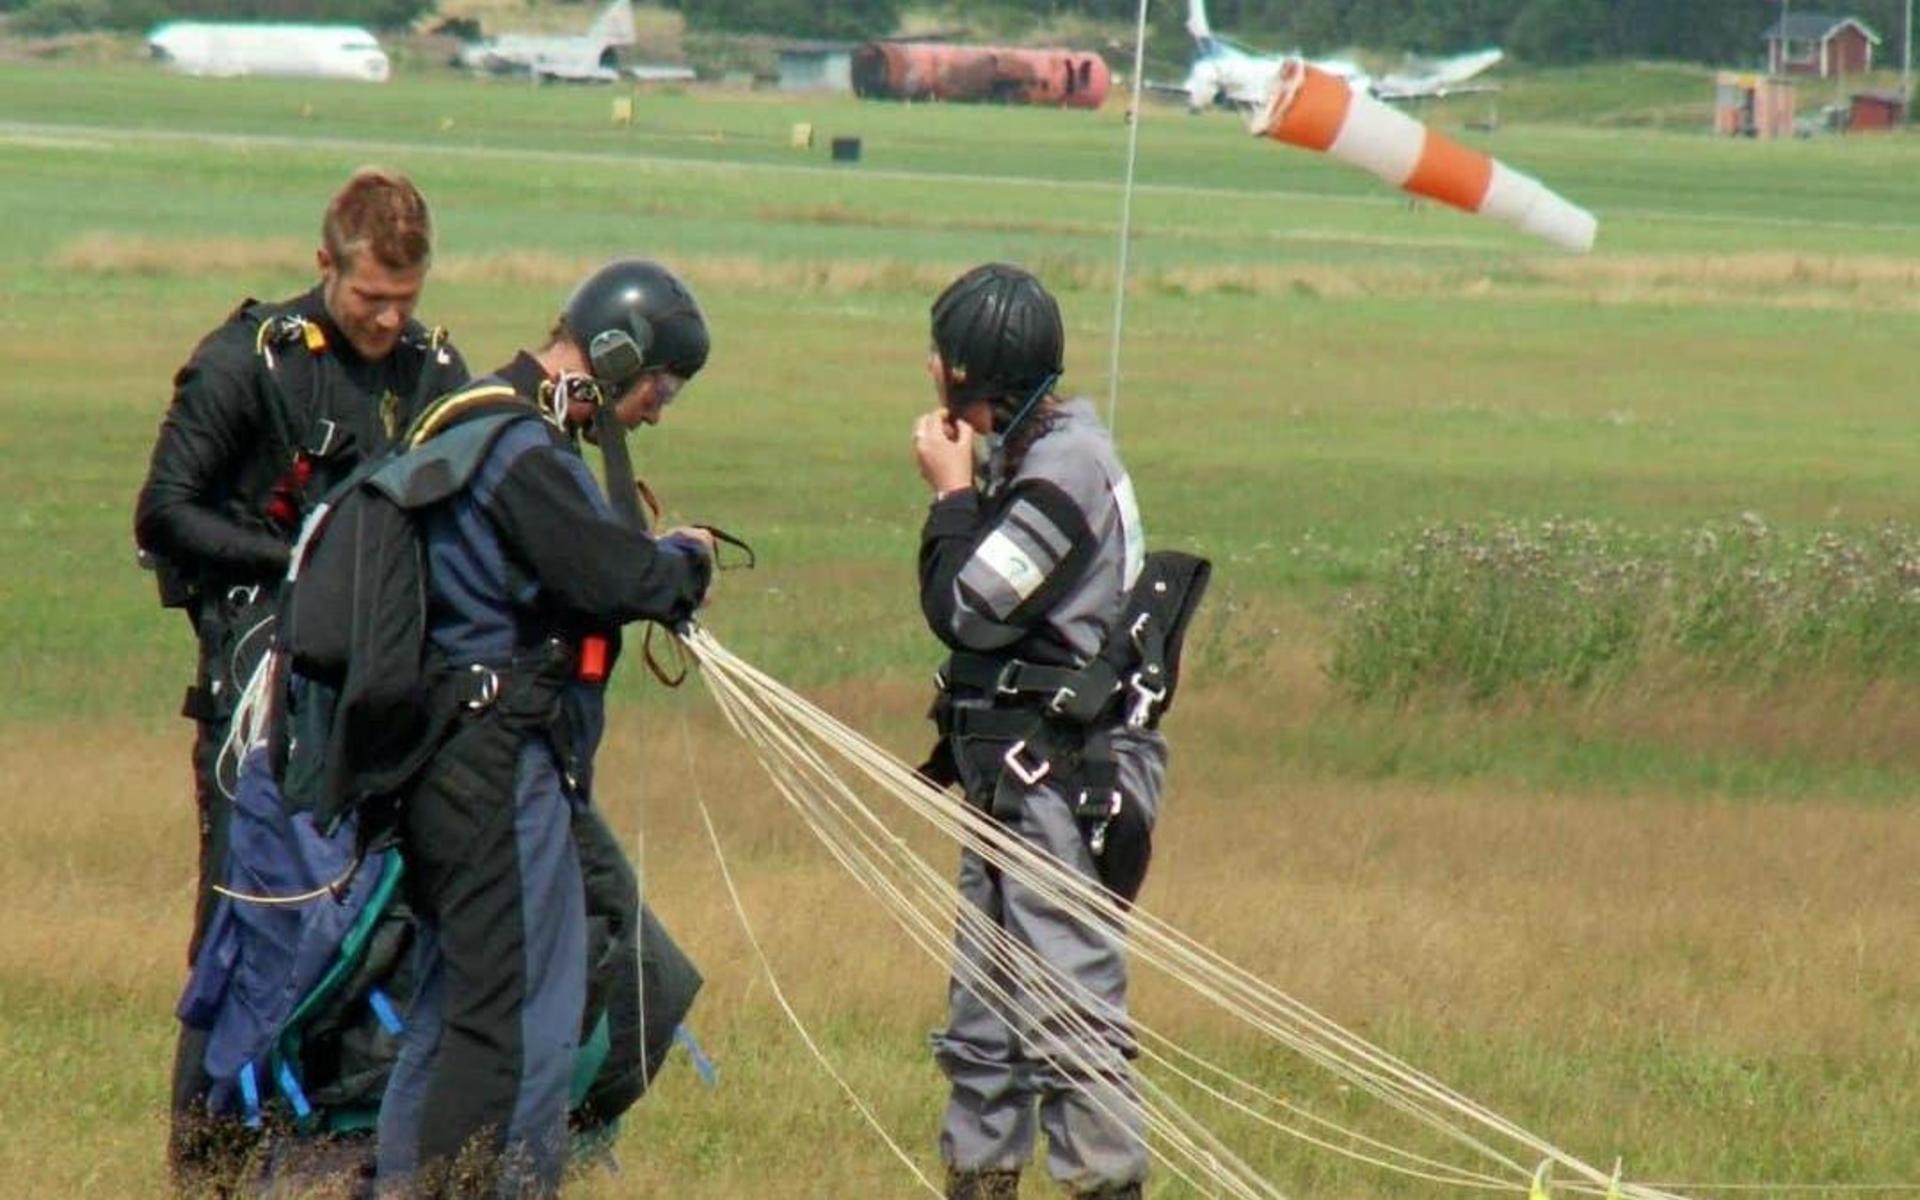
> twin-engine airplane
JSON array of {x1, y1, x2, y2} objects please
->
[
  {"x1": 1164, "y1": 0, "x2": 1503, "y2": 112},
  {"x1": 146, "y1": 22, "x2": 390, "y2": 82}
]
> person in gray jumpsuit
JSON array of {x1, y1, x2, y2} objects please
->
[{"x1": 912, "y1": 263, "x2": 1166, "y2": 1200}]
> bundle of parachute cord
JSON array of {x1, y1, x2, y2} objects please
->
[
  {"x1": 677, "y1": 623, "x2": 1777, "y2": 1200},
  {"x1": 214, "y1": 608, "x2": 1912, "y2": 1197}
]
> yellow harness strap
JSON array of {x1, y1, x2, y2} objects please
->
[{"x1": 405, "y1": 384, "x2": 521, "y2": 449}]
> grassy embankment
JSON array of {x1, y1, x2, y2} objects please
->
[{"x1": 0, "y1": 64, "x2": 1913, "y2": 1197}]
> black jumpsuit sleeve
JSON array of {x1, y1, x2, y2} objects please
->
[
  {"x1": 485, "y1": 443, "x2": 711, "y2": 627},
  {"x1": 918, "y1": 490, "x2": 987, "y2": 648},
  {"x1": 133, "y1": 351, "x2": 291, "y2": 581}
]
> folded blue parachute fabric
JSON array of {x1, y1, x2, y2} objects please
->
[{"x1": 175, "y1": 747, "x2": 394, "y2": 1120}]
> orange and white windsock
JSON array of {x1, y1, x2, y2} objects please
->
[{"x1": 1251, "y1": 59, "x2": 1597, "y2": 253}]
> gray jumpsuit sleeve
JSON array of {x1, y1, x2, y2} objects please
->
[{"x1": 919, "y1": 479, "x2": 1096, "y2": 653}]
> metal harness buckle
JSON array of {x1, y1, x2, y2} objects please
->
[
  {"x1": 464, "y1": 663, "x2": 501, "y2": 712},
  {"x1": 1002, "y1": 740, "x2": 1052, "y2": 786},
  {"x1": 1079, "y1": 789, "x2": 1123, "y2": 855},
  {"x1": 993, "y1": 661, "x2": 1025, "y2": 697},
  {"x1": 1125, "y1": 671, "x2": 1167, "y2": 728},
  {"x1": 306, "y1": 417, "x2": 340, "y2": 458}
]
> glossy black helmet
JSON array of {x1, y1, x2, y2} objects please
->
[
  {"x1": 930, "y1": 263, "x2": 1063, "y2": 422},
  {"x1": 560, "y1": 258, "x2": 709, "y2": 391}
]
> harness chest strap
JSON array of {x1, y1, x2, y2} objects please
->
[
  {"x1": 937, "y1": 550, "x2": 1212, "y2": 789},
  {"x1": 256, "y1": 313, "x2": 346, "y2": 459}
]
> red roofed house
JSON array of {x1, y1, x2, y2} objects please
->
[{"x1": 1764, "y1": 13, "x2": 1881, "y2": 78}]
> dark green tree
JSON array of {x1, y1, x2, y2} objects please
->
[{"x1": 669, "y1": 0, "x2": 901, "y2": 39}]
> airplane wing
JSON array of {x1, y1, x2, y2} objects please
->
[
  {"x1": 1373, "y1": 80, "x2": 1502, "y2": 101},
  {"x1": 1373, "y1": 48, "x2": 1503, "y2": 101},
  {"x1": 627, "y1": 63, "x2": 694, "y2": 82}
]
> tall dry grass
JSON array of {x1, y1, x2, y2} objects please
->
[
  {"x1": 4, "y1": 667, "x2": 1916, "y2": 1195},
  {"x1": 52, "y1": 233, "x2": 1920, "y2": 312}
]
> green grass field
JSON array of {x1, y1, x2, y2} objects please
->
[{"x1": 0, "y1": 62, "x2": 1914, "y2": 1197}]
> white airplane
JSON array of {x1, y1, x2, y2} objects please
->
[
  {"x1": 454, "y1": 0, "x2": 642, "y2": 84},
  {"x1": 1166, "y1": 0, "x2": 1503, "y2": 112},
  {"x1": 145, "y1": 22, "x2": 390, "y2": 83}
]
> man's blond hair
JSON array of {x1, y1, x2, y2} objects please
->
[{"x1": 321, "y1": 166, "x2": 433, "y2": 272}]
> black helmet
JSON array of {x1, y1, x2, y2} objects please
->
[
  {"x1": 930, "y1": 263, "x2": 1063, "y2": 423},
  {"x1": 560, "y1": 258, "x2": 710, "y2": 391}
]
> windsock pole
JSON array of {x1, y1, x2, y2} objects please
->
[{"x1": 1251, "y1": 59, "x2": 1597, "y2": 253}]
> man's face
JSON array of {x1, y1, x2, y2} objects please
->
[
  {"x1": 318, "y1": 247, "x2": 426, "y2": 361},
  {"x1": 612, "y1": 371, "x2": 685, "y2": 429}
]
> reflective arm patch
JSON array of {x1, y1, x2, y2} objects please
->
[
  {"x1": 975, "y1": 528, "x2": 1046, "y2": 604},
  {"x1": 936, "y1": 479, "x2": 1094, "y2": 650}
]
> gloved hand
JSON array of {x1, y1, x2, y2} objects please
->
[{"x1": 659, "y1": 526, "x2": 717, "y2": 561}]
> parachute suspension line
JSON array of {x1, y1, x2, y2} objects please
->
[
  {"x1": 691, "y1": 625, "x2": 1305, "y2": 1198},
  {"x1": 692, "y1": 638, "x2": 1449, "y2": 1199},
  {"x1": 629, "y1": 687, "x2": 653, "y2": 1097},
  {"x1": 692, "y1": 635, "x2": 1506, "y2": 1197},
  {"x1": 680, "y1": 700, "x2": 942, "y2": 1196},
  {"x1": 690, "y1": 634, "x2": 1273, "y2": 1200},
  {"x1": 213, "y1": 860, "x2": 361, "y2": 907},
  {"x1": 689, "y1": 633, "x2": 1482, "y2": 1197},
  {"x1": 217, "y1": 640, "x2": 280, "y2": 801},
  {"x1": 1105, "y1": 0, "x2": 1154, "y2": 436},
  {"x1": 679, "y1": 628, "x2": 1711, "y2": 1200}
]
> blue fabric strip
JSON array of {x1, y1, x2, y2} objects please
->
[
  {"x1": 673, "y1": 1024, "x2": 718, "y2": 1088},
  {"x1": 369, "y1": 987, "x2": 404, "y2": 1035},
  {"x1": 238, "y1": 1061, "x2": 262, "y2": 1129},
  {"x1": 275, "y1": 1059, "x2": 313, "y2": 1120}
]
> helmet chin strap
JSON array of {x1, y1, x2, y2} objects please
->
[
  {"x1": 994, "y1": 372, "x2": 1061, "y2": 441},
  {"x1": 590, "y1": 388, "x2": 649, "y2": 532},
  {"x1": 543, "y1": 369, "x2": 647, "y2": 531}
]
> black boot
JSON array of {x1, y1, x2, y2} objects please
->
[{"x1": 946, "y1": 1166, "x2": 1022, "y2": 1200}]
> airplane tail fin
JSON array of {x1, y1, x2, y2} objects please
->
[
  {"x1": 1186, "y1": 0, "x2": 1214, "y2": 47},
  {"x1": 587, "y1": 0, "x2": 636, "y2": 47}
]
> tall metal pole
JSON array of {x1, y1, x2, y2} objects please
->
[
  {"x1": 1104, "y1": 0, "x2": 1152, "y2": 436},
  {"x1": 1777, "y1": 0, "x2": 1790, "y2": 75},
  {"x1": 1903, "y1": 0, "x2": 1914, "y2": 118}
]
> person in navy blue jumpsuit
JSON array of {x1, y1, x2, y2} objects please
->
[{"x1": 375, "y1": 260, "x2": 715, "y2": 1198}]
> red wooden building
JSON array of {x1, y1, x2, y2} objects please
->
[
  {"x1": 1764, "y1": 13, "x2": 1881, "y2": 78},
  {"x1": 1848, "y1": 91, "x2": 1908, "y2": 131}
]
